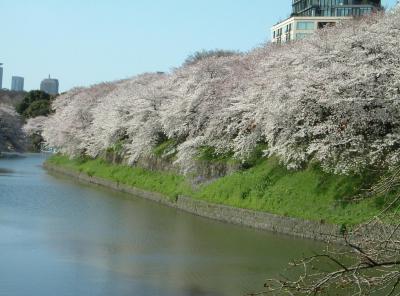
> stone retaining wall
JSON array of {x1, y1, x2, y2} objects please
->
[
  {"x1": 103, "y1": 151, "x2": 241, "y2": 182},
  {"x1": 44, "y1": 163, "x2": 344, "y2": 242}
]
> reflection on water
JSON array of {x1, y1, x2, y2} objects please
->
[
  {"x1": 0, "y1": 152, "x2": 26, "y2": 159},
  {"x1": 0, "y1": 168, "x2": 13, "y2": 175},
  {"x1": 0, "y1": 154, "x2": 324, "y2": 296}
]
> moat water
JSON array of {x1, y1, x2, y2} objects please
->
[{"x1": 0, "y1": 154, "x2": 323, "y2": 296}]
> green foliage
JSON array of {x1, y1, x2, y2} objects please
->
[
  {"x1": 339, "y1": 223, "x2": 348, "y2": 235},
  {"x1": 196, "y1": 146, "x2": 235, "y2": 163},
  {"x1": 23, "y1": 100, "x2": 51, "y2": 118},
  {"x1": 241, "y1": 143, "x2": 268, "y2": 169},
  {"x1": 152, "y1": 139, "x2": 178, "y2": 159},
  {"x1": 16, "y1": 90, "x2": 52, "y2": 119},
  {"x1": 106, "y1": 141, "x2": 124, "y2": 154},
  {"x1": 104, "y1": 141, "x2": 125, "y2": 164},
  {"x1": 28, "y1": 133, "x2": 44, "y2": 152}
]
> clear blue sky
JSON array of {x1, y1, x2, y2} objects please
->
[{"x1": 1, "y1": 0, "x2": 397, "y2": 92}]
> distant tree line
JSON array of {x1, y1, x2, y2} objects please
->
[
  {"x1": 16, "y1": 90, "x2": 53, "y2": 119},
  {"x1": 17, "y1": 90, "x2": 55, "y2": 151},
  {"x1": 0, "y1": 90, "x2": 54, "y2": 152}
]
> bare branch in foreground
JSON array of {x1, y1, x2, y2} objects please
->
[{"x1": 252, "y1": 170, "x2": 400, "y2": 296}]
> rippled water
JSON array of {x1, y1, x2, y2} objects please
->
[{"x1": 0, "y1": 154, "x2": 323, "y2": 296}]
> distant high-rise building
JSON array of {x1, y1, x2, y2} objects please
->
[
  {"x1": 40, "y1": 75, "x2": 59, "y2": 95},
  {"x1": 0, "y1": 63, "x2": 3, "y2": 89},
  {"x1": 11, "y1": 76, "x2": 24, "y2": 92}
]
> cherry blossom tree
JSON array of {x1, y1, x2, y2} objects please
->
[
  {"x1": 23, "y1": 116, "x2": 48, "y2": 136},
  {"x1": 42, "y1": 8, "x2": 400, "y2": 175},
  {"x1": 0, "y1": 104, "x2": 25, "y2": 152}
]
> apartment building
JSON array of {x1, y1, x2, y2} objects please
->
[{"x1": 272, "y1": 0, "x2": 382, "y2": 43}]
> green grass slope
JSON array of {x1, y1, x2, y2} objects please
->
[{"x1": 47, "y1": 154, "x2": 382, "y2": 225}]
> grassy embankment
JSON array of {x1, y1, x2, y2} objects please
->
[{"x1": 47, "y1": 149, "x2": 388, "y2": 226}]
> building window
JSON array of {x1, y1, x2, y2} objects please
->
[
  {"x1": 317, "y1": 22, "x2": 336, "y2": 29},
  {"x1": 296, "y1": 21, "x2": 315, "y2": 30},
  {"x1": 285, "y1": 23, "x2": 292, "y2": 33},
  {"x1": 295, "y1": 33, "x2": 312, "y2": 40}
]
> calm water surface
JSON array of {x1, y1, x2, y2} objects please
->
[{"x1": 0, "y1": 154, "x2": 323, "y2": 296}]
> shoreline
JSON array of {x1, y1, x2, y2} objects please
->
[{"x1": 44, "y1": 162, "x2": 343, "y2": 243}]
